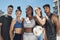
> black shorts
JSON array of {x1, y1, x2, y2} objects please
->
[{"x1": 13, "y1": 33, "x2": 22, "y2": 40}]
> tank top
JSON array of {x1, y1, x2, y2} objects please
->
[
  {"x1": 45, "y1": 13, "x2": 56, "y2": 40},
  {"x1": 24, "y1": 18, "x2": 35, "y2": 28}
]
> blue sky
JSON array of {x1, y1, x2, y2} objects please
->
[{"x1": 0, "y1": 0, "x2": 54, "y2": 18}]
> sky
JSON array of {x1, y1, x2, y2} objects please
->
[{"x1": 0, "y1": 0, "x2": 54, "y2": 18}]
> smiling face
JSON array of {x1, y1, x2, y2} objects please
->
[
  {"x1": 7, "y1": 7, "x2": 13, "y2": 16},
  {"x1": 16, "y1": 10, "x2": 21, "y2": 17}
]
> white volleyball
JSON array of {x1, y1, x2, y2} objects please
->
[{"x1": 33, "y1": 26, "x2": 43, "y2": 36}]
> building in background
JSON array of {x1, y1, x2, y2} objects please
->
[
  {"x1": 53, "y1": 0, "x2": 60, "y2": 22},
  {"x1": 53, "y1": 1, "x2": 60, "y2": 40},
  {"x1": 59, "y1": 0, "x2": 60, "y2": 22},
  {"x1": 0, "y1": 10, "x2": 4, "y2": 17}
]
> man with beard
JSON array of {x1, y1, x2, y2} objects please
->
[
  {"x1": 0, "y1": 5, "x2": 13, "y2": 40},
  {"x1": 43, "y1": 4, "x2": 60, "y2": 40}
]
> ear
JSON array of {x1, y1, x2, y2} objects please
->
[{"x1": 21, "y1": 12, "x2": 22, "y2": 15}]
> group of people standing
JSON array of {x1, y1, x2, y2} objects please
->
[{"x1": 0, "y1": 4, "x2": 60, "y2": 40}]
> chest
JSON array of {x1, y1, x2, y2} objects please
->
[
  {"x1": 14, "y1": 21, "x2": 23, "y2": 28},
  {"x1": 2, "y1": 16, "x2": 12, "y2": 25}
]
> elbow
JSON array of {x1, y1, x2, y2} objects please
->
[
  {"x1": 0, "y1": 23, "x2": 2, "y2": 27},
  {"x1": 9, "y1": 30, "x2": 12, "y2": 35}
]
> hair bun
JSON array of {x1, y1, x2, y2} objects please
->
[{"x1": 17, "y1": 6, "x2": 21, "y2": 10}]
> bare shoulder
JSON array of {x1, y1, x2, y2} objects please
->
[
  {"x1": 52, "y1": 14, "x2": 57, "y2": 18},
  {"x1": 52, "y1": 14, "x2": 58, "y2": 20},
  {"x1": 11, "y1": 19, "x2": 16, "y2": 24},
  {"x1": 12, "y1": 19, "x2": 16, "y2": 21},
  {"x1": 51, "y1": 14, "x2": 59, "y2": 23}
]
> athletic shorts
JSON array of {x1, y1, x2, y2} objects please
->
[{"x1": 23, "y1": 32, "x2": 38, "y2": 40}]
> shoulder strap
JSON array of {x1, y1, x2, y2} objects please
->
[{"x1": 49, "y1": 13, "x2": 53, "y2": 20}]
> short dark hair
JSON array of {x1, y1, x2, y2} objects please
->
[
  {"x1": 8, "y1": 5, "x2": 13, "y2": 8},
  {"x1": 43, "y1": 4, "x2": 50, "y2": 8}
]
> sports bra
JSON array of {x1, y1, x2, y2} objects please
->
[
  {"x1": 24, "y1": 18, "x2": 35, "y2": 28},
  {"x1": 14, "y1": 20, "x2": 23, "y2": 28}
]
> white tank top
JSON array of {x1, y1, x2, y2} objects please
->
[{"x1": 24, "y1": 17, "x2": 35, "y2": 28}]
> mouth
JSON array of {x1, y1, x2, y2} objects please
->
[{"x1": 9, "y1": 13, "x2": 12, "y2": 14}]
